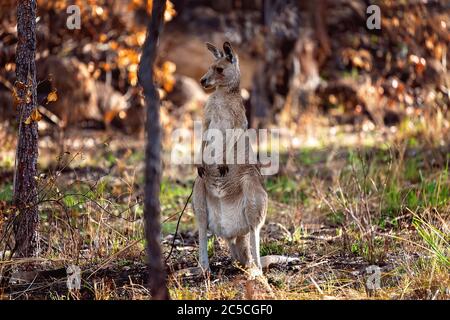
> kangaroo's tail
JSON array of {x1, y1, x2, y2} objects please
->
[{"x1": 260, "y1": 255, "x2": 300, "y2": 269}]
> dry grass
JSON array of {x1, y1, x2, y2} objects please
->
[{"x1": 0, "y1": 110, "x2": 449, "y2": 300}]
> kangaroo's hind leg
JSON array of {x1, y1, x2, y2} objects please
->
[
  {"x1": 227, "y1": 235, "x2": 251, "y2": 267},
  {"x1": 249, "y1": 227, "x2": 262, "y2": 269},
  {"x1": 242, "y1": 176, "x2": 268, "y2": 270},
  {"x1": 192, "y1": 177, "x2": 210, "y2": 272}
]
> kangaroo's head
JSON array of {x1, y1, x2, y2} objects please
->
[{"x1": 200, "y1": 41, "x2": 240, "y2": 91}]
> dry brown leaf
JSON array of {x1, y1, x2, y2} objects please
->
[
  {"x1": 24, "y1": 108, "x2": 42, "y2": 124},
  {"x1": 12, "y1": 88, "x2": 20, "y2": 108},
  {"x1": 31, "y1": 108, "x2": 42, "y2": 121},
  {"x1": 47, "y1": 90, "x2": 58, "y2": 102},
  {"x1": 23, "y1": 116, "x2": 31, "y2": 125}
]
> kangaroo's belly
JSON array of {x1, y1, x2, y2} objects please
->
[
  {"x1": 203, "y1": 165, "x2": 262, "y2": 239},
  {"x1": 206, "y1": 191, "x2": 249, "y2": 239}
]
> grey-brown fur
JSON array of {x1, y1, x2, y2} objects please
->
[{"x1": 193, "y1": 42, "x2": 267, "y2": 272}]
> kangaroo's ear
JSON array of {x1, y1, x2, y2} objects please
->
[
  {"x1": 223, "y1": 41, "x2": 236, "y2": 64},
  {"x1": 206, "y1": 42, "x2": 223, "y2": 59}
]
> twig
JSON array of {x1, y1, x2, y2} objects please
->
[
  {"x1": 165, "y1": 181, "x2": 195, "y2": 263},
  {"x1": 86, "y1": 238, "x2": 142, "y2": 280}
]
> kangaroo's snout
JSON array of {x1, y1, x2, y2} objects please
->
[{"x1": 200, "y1": 74, "x2": 214, "y2": 89}]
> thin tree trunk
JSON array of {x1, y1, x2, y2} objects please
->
[
  {"x1": 13, "y1": 0, "x2": 39, "y2": 258},
  {"x1": 310, "y1": 0, "x2": 331, "y2": 66},
  {"x1": 138, "y1": 0, "x2": 169, "y2": 300}
]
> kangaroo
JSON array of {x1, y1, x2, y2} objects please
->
[{"x1": 192, "y1": 42, "x2": 297, "y2": 275}]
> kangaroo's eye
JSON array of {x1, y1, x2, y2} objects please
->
[{"x1": 216, "y1": 67, "x2": 224, "y2": 74}]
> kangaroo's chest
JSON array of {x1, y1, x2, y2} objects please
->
[
  {"x1": 206, "y1": 110, "x2": 234, "y2": 131},
  {"x1": 209, "y1": 117, "x2": 231, "y2": 131},
  {"x1": 204, "y1": 96, "x2": 236, "y2": 130}
]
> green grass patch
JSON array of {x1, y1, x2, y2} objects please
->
[
  {"x1": 0, "y1": 183, "x2": 13, "y2": 202},
  {"x1": 160, "y1": 179, "x2": 193, "y2": 214},
  {"x1": 327, "y1": 211, "x2": 345, "y2": 227},
  {"x1": 266, "y1": 176, "x2": 307, "y2": 204},
  {"x1": 413, "y1": 214, "x2": 449, "y2": 267},
  {"x1": 297, "y1": 149, "x2": 324, "y2": 166},
  {"x1": 260, "y1": 241, "x2": 286, "y2": 256}
]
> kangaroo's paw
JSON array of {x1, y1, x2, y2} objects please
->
[
  {"x1": 218, "y1": 165, "x2": 229, "y2": 176},
  {"x1": 197, "y1": 166, "x2": 206, "y2": 178}
]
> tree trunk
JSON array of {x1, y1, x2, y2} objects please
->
[
  {"x1": 13, "y1": 0, "x2": 39, "y2": 258},
  {"x1": 138, "y1": 0, "x2": 170, "y2": 300},
  {"x1": 249, "y1": 0, "x2": 299, "y2": 128},
  {"x1": 310, "y1": 0, "x2": 331, "y2": 66}
]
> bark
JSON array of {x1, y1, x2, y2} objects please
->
[
  {"x1": 137, "y1": 0, "x2": 170, "y2": 300},
  {"x1": 310, "y1": 0, "x2": 331, "y2": 66},
  {"x1": 13, "y1": 0, "x2": 39, "y2": 258},
  {"x1": 250, "y1": 0, "x2": 330, "y2": 126},
  {"x1": 249, "y1": 0, "x2": 299, "y2": 128}
]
